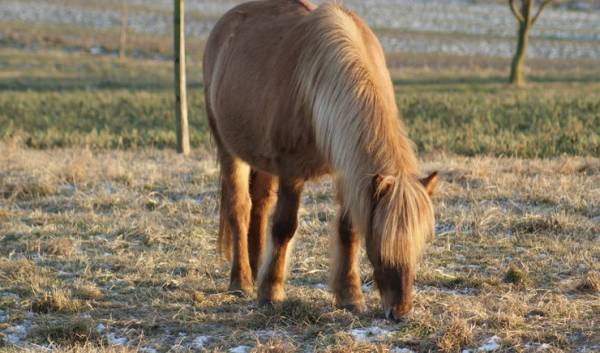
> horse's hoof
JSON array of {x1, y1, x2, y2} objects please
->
[
  {"x1": 339, "y1": 302, "x2": 366, "y2": 313},
  {"x1": 228, "y1": 283, "x2": 254, "y2": 297},
  {"x1": 257, "y1": 293, "x2": 286, "y2": 307},
  {"x1": 229, "y1": 289, "x2": 253, "y2": 297},
  {"x1": 257, "y1": 284, "x2": 286, "y2": 305},
  {"x1": 257, "y1": 298, "x2": 276, "y2": 308}
]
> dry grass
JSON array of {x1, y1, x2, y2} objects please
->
[
  {"x1": 503, "y1": 265, "x2": 531, "y2": 288},
  {"x1": 436, "y1": 318, "x2": 473, "y2": 353},
  {"x1": 575, "y1": 272, "x2": 600, "y2": 294},
  {"x1": 0, "y1": 146, "x2": 598, "y2": 352},
  {"x1": 31, "y1": 318, "x2": 99, "y2": 346},
  {"x1": 0, "y1": 343, "x2": 137, "y2": 353},
  {"x1": 71, "y1": 281, "x2": 102, "y2": 301},
  {"x1": 31, "y1": 289, "x2": 81, "y2": 314}
]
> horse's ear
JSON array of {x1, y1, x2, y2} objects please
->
[
  {"x1": 373, "y1": 174, "x2": 394, "y2": 200},
  {"x1": 420, "y1": 171, "x2": 438, "y2": 196}
]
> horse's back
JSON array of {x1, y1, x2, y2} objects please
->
[
  {"x1": 203, "y1": 0, "x2": 317, "y2": 173},
  {"x1": 204, "y1": 1, "x2": 302, "y2": 85}
]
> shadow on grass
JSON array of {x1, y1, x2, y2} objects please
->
[
  {"x1": 0, "y1": 78, "x2": 204, "y2": 92},
  {"x1": 393, "y1": 73, "x2": 600, "y2": 87}
]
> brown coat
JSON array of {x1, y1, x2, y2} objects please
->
[{"x1": 203, "y1": 0, "x2": 437, "y2": 320}]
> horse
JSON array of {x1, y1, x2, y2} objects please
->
[{"x1": 203, "y1": 0, "x2": 437, "y2": 320}]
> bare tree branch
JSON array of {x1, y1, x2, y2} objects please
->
[
  {"x1": 532, "y1": 0, "x2": 553, "y2": 25},
  {"x1": 509, "y1": 0, "x2": 525, "y2": 23}
]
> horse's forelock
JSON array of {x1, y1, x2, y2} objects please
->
[{"x1": 371, "y1": 175, "x2": 435, "y2": 267}]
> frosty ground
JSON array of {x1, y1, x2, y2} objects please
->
[
  {"x1": 1, "y1": 146, "x2": 598, "y2": 352},
  {"x1": 1, "y1": 0, "x2": 600, "y2": 60}
]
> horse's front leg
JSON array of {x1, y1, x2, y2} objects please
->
[
  {"x1": 257, "y1": 178, "x2": 304, "y2": 305},
  {"x1": 331, "y1": 210, "x2": 365, "y2": 312}
]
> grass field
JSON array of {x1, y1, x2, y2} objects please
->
[
  {"x1": 1, "y1": 49, "x2": 598, "y2": 157},
  {"x1": 0, "y1": 146, "x2": 598, "y2": 353},
  {"x1": 1, "y1": 1, "x2": 600, "y2": 352}
]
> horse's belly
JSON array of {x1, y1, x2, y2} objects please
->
[{"x1": 216, "y1": 115, "x2": 330, "y2": 180}]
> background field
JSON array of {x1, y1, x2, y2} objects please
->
[{"x1": 0, "y1": 1, "x2": 599, "y2": 353}]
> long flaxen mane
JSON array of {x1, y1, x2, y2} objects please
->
[{"x1": 293, "y1": 3, "x2": 435, "y2": 267}]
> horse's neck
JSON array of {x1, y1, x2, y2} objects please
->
[{"x1": 317, "y1": 97, "x2": 416, "y2": 229}]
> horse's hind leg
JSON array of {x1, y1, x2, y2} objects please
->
[
  {"x1": 331, "y1": 205, "x2": 365, "y2": 311},
  {"x1": 219, "y1": 152, "x2": 253, "y2": 295},
  {"x1": 257, "y1": 178, "x2": 304, "y2": 305},
  {"x1": 248, "y1": 170, "x2": 278, "y2": 279}
]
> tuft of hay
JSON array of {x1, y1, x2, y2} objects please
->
[
  {"x1": 251, "y1": 340, "x2": 296, "y2": 353},
  {"x1": 1, "y1": 175, "x2": 55, "y2": 201},
  {"x1": 31, "y1": 318, "x2": 99, "y2": 345},
  {"x1": 503, "y1": 265, "x2": 531, "y2": 287},
  {"x1": 72, "y1": 281, "x2": 102, "y2": 300},
  {"x1": 575, "y1": 272, "x2": 600, "y2": 294},
  {"x1": 31, "y1": 289, "x2": 81, "y2": 313},
  {"x1": 42, "y1": 238, "x2": 77, "y2": 257},
  {"x1": 436, "y1": 317, "x2": 474, "y2": 353}
]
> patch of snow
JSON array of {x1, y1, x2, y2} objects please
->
[
  {"x1": 350, "y1": 326, "x2": 392, "y2": 342},
  {"x1": 29, "y1": 343, "x2": 52, "y2": 351},
  {"x1": 0, "y1": 309, "x2": 5, "y2": 322},
  {"x1": 5, "y1": 333, "x2": 21, "y2": 345},
  {"x1": 229, "y1": 346, "x2": 251, "y2": 353},
  {"x1": 4, "y1": 324, "x2": 29, "y2": 345},
  {"x1": 254, "y1": 330, "x2": 277, "y2": 338},
  {"x1": 418, "y1": 285, "x2": 473, "y2": 296},
  {"x1": 96, "y1": 323, "x2": 106, "y2": 334},
  {"x1": 106, "y1": 332, "x2": 128, "y2": 346},
  {"x1": 391, "y1": 348, "x2": 415, "y2": 353},
  {"x1": 442, "y1": 287, "x2": 474, "y2": 295},
  {"x1": 313, "y1": 283, "x2": 327, "y2": 290},
  {"x1": 141, "y1": 348, "x2": 158, "y2": 353},
  {"x1": 0, "y1": 292, "x2": 19, "y2": 301},
  {"x1": 361, "y1": 283, "x2": 374, "y2": 292},
  {"x1": 525, "y1": 342, "x2": 553, "y2": 351},
  {"x1": 478, "y1": 336, "x2": 501, "y2": 351},
  {"x1": 58, "y1": 184, "x2": 76, "y2": 194},
  {"x1": 462, "y1": 350, "x2": 473, "y2": 353},
  {"x1": 192, "y1": 335, "x2": 210, "y2": 349}
]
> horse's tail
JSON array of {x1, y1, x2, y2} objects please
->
[
  {"x1": 217, "y1": 174, "x2": 232, "y2": 261},
  {"x1": 205, "y1": 87, "x2": 232, "y2": 261}
]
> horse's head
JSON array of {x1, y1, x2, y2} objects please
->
[{"x1": 367, "y1": 172, "x2": 438, "y2": 321}]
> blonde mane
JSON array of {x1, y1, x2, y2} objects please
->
[{"x1": 294, "y1": 4, "x2": 435, "y2": 266}]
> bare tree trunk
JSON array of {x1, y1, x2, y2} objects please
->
[
  {"x1": 174, "y1": 0, "x2": 190, "y2": 155},
  {"x1": 120, "y1": 0, "x2": 128, "y2": 62},
  {"x1": 508, "y1": 0, "x2": 553, "y2": 86},
  {"x1": 510, "y1": 19, "x2": 530, "y2": 86}
]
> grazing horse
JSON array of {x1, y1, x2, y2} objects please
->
[{"x1": 203, "y1": 0, "x2": 437, "y2": 320}]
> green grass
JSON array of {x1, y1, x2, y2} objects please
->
[
  {"x1": 0, "y1": 90, "x2": 208, "y2": 149},
  {"x1": 1, "y1": 49, "x2": 598, "y2": 156},
  {"x1": 400, "y1": 92, "x2": 600, "y2": 157},
  {"x1": 2, "y1": 86, "x2": 598, "y2": 156}
]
